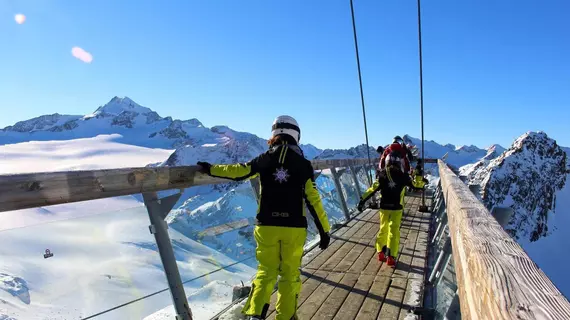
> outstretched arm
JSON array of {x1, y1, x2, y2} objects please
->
[
  {"x1": 360, "y1": 180, "x2": 381, "y2": 204},
  {"x1": 199, "y1": 153, "x2": 269, "y2": 181}
]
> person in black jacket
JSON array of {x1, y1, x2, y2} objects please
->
[
  {"x1": 198, "y1": 115, "x2": 330, "y2": 320},
  {"x1": 357, "y1": 152, "x2": 423, "y2": 267}
]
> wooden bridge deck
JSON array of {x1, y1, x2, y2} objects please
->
[{"x1": 266, "y1": 194, "x2": 431, "y2": 320}]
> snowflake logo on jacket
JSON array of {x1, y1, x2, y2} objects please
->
[{"x1": 274, "y1": 167, "x2": 290, "y2": 183}]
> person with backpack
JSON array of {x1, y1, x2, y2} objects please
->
[
  {"x1": 380, "y1": 136, "x2": 411, "y2": 174},
  {"x1": 197, "y1": 115, "x2": 330, "y2": 320},
  {"x1": 357, "y1": 152, "x2": 423, "y2": 267}
]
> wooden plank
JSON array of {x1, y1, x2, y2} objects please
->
[
  {"x1": 311, "y1": 272, "x2": 359, "y2": 320},
  {"x1": 303, "y1": 209, "x2": 375, "y2": 268},
  {"x1": 331, "y1": 217, "x2": 376, "y2": 273},
  {"x1": 347, "y1": 237, "x2": 378, "y2": 274},
  {"x1": 438, "y1": 159, "x2": 570, "y2": 319},
  {"x1": 355, "y1": 269, "x2": 393, "y2": 320},
  {"x1": 377, "y1": 277, "x2": 407, "y2": 319},
  {"x1": 296, "y1": 272, "x2": 344, "y2": 319},
  {"x1": 332, "y1": 274, "x2": 375, "y2": 320},
  {"x1": 0, "y1": 158, "x2": 376, "y2": 212},
  {"x1": 305, "y1": 210, "x2": 375, "y2": 272}
]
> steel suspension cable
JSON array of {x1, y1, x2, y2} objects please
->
[
  {"x1": 349, "y1": 0, "x2": 373, "y2": 185},
  {"x1": 416, "y1": 0, "x2": 427, "y2": 208}
]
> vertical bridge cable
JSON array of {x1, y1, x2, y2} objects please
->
[
  {"x1": 349, "y1": 0, "x2": 373, "y2": 186},
  {"x1": 416, "y1": 0, "x2": 427, "y2": 208}
]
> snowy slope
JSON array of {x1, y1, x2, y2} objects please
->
[
  {"x1": 520, "y1": 182, "x2": 570, "y2": 297},
  {"x1": 143, "y1": 280, "x2": 239, "y2": 320},
  {"x1": 0, "y1": 135, "x2": 173, "y2": 230},
  {"x1": 0, "y1": 136, "x2": 257, "y2": 320},
  {"x1": 0, "y1": 206, "x2": 255, "y2": 320}
]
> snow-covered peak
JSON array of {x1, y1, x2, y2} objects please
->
[
  {"x1": 300, "y1": 144, "x2": 322, "y2": 160},
  {"x1": 90, "y1": 96, "x2": 156, "y2": 117},
  {"x1": 462, "y1": 131, "x2": 567, "y2": 242},
  {"x1": 456, "y1": 144, "x2": 483, "y2": 153},
  {"x1": 487, "y1": 144, "x2": 506, "y2": 154}
]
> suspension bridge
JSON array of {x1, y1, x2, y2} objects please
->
[
  {"x1": 1, "y1": 0, "x2": 569, "y2": 319},
  {"x1": 0, "y1": 156, "x2": 569, "y2": 319}
]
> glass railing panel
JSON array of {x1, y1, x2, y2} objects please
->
[
  {"x1": 161, "y1": 181, "x2": 259, "y2": 318},
  {"x1": 0, "y1": 201, "x2": 171, "y2": 320},
  {"x1": 338, "y1": 168, "x2": 360, "y2": 213},
  {"x1": 425, "y1": 223, "x2": 460, "y2": 320}
]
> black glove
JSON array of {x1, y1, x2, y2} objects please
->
[
  {"x1": 357, "y1": 201, "x2": 365, "y2": 213},
  {"x1": 197, "y1": 161, "x2": 212, "y2": 174},
  {"x1": 319, "y1": 232, "x2": 330, "y2": 250}
]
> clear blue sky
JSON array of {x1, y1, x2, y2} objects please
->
[{"x1": 1, "y1": 0, "x2": 569, "y2": 149}]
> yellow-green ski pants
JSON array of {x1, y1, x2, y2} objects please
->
[
  {"x1": 375, "y1": 208, "x2": 404, "y2": 257},
  {"x1": 242, "y1": 225, "x2": 307, "y2": 319}
]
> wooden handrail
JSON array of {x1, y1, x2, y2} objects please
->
[
  {"x1": 438, "y1": 160, "x2": 570, "y2": 319},
  {"x1": 0, "y1": 158, "x2": 377, "y2": 213}
]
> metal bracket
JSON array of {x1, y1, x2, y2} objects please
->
[
  {"x1": 143, "y1": 192, "x2": 182, "y2": 220},
  {"x1": 143, "y1": 191, "x2": 192, "y2": 320}
]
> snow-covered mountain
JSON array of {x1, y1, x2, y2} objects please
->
[
  {"x1": 315, "y1": 144, "x2": 377, "y2": 160},
  {"x1": 459, "y1": 131, "x2": 570, "y2": 296},
  {"x1": 403, "y1": 134, "x2": 504, "y2": 168},
  {"x1": 461, "y1": 132, "x2": 567, "y2": 242},
  {"x1": 0, "y1": 97, "x2": 322, "y2": 155}
]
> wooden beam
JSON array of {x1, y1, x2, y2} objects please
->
[
  {"x1": 0, "y1": 158, "x2": 375, "y2": 213},
  {"x1": 438, "y1": 160, "x2": 570, "y2": 320}
]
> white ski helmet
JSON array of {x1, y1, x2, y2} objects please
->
[{"x1": 271, "y1": 115, "x2": 300, "y2": 143}]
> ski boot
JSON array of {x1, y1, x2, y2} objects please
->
[
  {"x1": 378, "y1": 246, "x2": 388, "y2": 262},
  {"x1": 387, "y1": 256, "x2": 396, "y2": 267}
]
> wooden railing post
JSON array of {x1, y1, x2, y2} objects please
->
[
  {"x1": 330, "y1": 167, "x2": 351, "y2": 220},
  {"x1": 438, "y1": 159, "x2": 570, "y2": 319}
]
